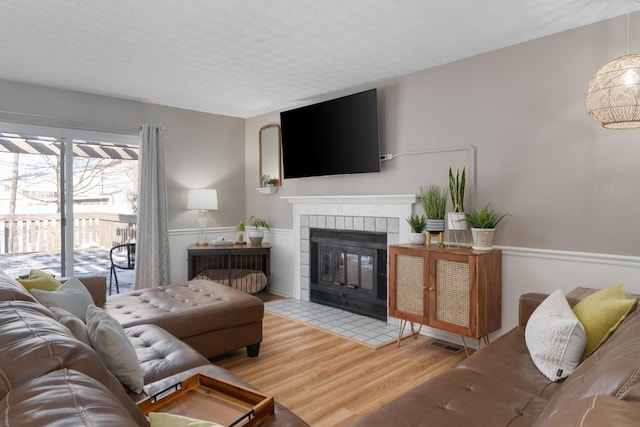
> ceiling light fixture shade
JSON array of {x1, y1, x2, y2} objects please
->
[{"x1": 586, "y1": 53, "x2": 640, "y2": 129}]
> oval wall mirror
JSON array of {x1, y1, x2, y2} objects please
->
[{"x1": 259, "y1": 124, "x2": 281, "y2": 186}]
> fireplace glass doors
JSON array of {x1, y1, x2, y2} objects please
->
[
  {"x1": 310, "y1": 229, "x2": 387, "y2": 321},
  {"x1": 319, "y1": 247, "x2": 375, "y2": 291}
]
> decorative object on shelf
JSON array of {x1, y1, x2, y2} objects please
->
[
  {"x1": 235, "y1": 222, "x2": 246, "y2": 244},
  {"x1": 406, "y1": 214, "x2": 426, "y2": 245},
  {"x1": 465, "y1": 203, "x2": 510, "y2": 250},
  {"x1": 586, "y1": 8, "x2": 640, "y2": 129},
  {"x1": 421, "y1": 184, "x2": 447, "y2": 246},
  {"x1": 248, "y1": 216, "x2": 269, "y2": 245},
  {"x1": 186, "y1": 189, "x2": 218, "y2": 246},
  {"x1": 256, "y1": 185, "x2": 278, "y2": 195}
]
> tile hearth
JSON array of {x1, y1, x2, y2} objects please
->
[{"x1": 265, "y1": 298, "x2": 401, "y2": 348}]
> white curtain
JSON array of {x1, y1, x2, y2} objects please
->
[{"x1": 134, "y1": 125, "x2": 170, "y2": 289}]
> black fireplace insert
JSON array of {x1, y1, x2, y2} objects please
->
[{"x1": 309, "y1": 228, "x2": 387, "y2": 321}]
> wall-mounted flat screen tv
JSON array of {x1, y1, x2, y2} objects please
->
[{"x1": 280, "y1": 88, "x2": 380, "y2": 179}]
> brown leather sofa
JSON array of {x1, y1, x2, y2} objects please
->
[
  {"x1": 352, "y1": 291, "x2": 640, "y2": 426},
  {"x1": 0, "y1": 271, "x2": 309, "y2": 426}
]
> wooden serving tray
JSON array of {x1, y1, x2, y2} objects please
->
[{"x1": 137, "y1": 373, "x2": 274, "y2": 427}]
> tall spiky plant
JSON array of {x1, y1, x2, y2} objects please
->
[
  {"x1": 420, "y1": 184, "x2": 447, "y2": 219},
  {"x1": 448, "y1": 164, "x2": 466, "y2": 213}
]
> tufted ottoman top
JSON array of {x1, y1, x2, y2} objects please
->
[{"x1": 103, "y1": 279, "x2": 264, "y2": 342}]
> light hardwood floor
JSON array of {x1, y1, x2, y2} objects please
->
[{"x1": 213, "y1": 311, "x2": 467, "y2": 427}]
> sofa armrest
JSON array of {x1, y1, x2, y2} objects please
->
[
  {"x1": 519, "y1": 292, "x2": 582, "y2": 326},
  {"x1": 61, "y1": 276, "x2": 107, "y2": 306}
]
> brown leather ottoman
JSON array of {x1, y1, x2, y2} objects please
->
[{"x1": 103, "y1": 279, "x2": 264, "y2": 359}]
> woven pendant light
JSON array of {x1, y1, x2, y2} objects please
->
[{"x1": 586, "y1": 54, "x2": 640, "y2": 129}]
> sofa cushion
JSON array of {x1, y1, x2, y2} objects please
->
[
  {"x1": 0, "y1": 300, "x2": 144, "y2": 421},
  {"x1": 525, "y1": 289, "x2": 586, "y2": 381},
  {"x1": 532, "y1": 394, "x2": 640, "y2": 427},
  {"x1": 86, "y1": 305, "x2": 144, "y2": 394},
  {"x1": 536, "y1": 305, "x2": 640, "y2": 423},
  {"x1": 31, "y1": 277, "x2": 94, "y2": 321},
  {"x1": 573, "y1": 284, "x2": 638, "y2": 359},
  {"x1": 0, "y1": 369, "x2": 145, "y2": 427},
  {"x1": 49, "y1": 306, "x2": 91, "y2": 346},
  {"x1": 125, "y1": 323, "x2": 209, "y2": 387},
  {"x1": 0, "y1": 270, "x2": 37, "y2": 303},
  {"x1": 15, "y1": 269, "x2": 62, "y2": 292}
]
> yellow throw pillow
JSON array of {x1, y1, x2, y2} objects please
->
[
  {"x1": 148, "y1": 412, "x2": 223, "y2": 427},
  {"x1": 573, "y1": 284, "x2": 638, "y2": 359},
  {"x1": 16, "y1": 269, "x2": 61, "y2": 292}
]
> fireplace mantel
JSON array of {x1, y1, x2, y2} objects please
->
[{"x1": 283, "y1": 194, "x2": 418, "y2": 301}]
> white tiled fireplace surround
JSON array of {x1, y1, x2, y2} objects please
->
[{"x1": 284, "y1": 195, "x2": 417, "y2": 302}]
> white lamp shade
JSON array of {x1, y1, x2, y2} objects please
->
[{"x1": 187, "y1": 189, "x2": 218, "y2": 210}]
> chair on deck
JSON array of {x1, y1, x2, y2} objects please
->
[{"x1": 109, "y1": 243, "x2": 135, "y2": 294}]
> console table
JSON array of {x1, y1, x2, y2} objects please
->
[
  {"x1": 388, "y1": 244, "x2": 502, "y2": 355},
  {"x1": 187, "y1": 244, "x2": 271, "y2": 296}
]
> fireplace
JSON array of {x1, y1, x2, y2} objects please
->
[
  {"x1": 310, "y1": 229, "x2": 387, "y2": 320},
  {"x1": 284, "y1": 194, "x2": 417, "y2": 322}
]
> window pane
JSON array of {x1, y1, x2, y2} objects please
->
[{"x1": 0, "y1": 133, "x2": 62, "y2": 277}]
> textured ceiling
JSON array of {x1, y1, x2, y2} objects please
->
[{"x1": 2, "y1": 0, "x2": 640, "y2": 118}]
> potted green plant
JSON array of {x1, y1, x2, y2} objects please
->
[
  {"x1": 235, "y1": 221, "x2": 246, "y2": 244},
  {"x1": 447, "y1": 164, "x2": 467, "y2": 230},
  {"x1": 464, "y1": 203, "x2": 510, "y2": 250},
  {"x1": 406, "y1": 214, "x2": 427, "y2": 245},
  {"x1": 248, "y1": 216, "x2": 270, "y2": 245},
  {"x1": 421, "y1": 184, "x2": 447, "y2": 233}
]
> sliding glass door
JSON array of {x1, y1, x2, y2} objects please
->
[{"x1": 0, "y1": 123, "x2": 138, "y2": 280}]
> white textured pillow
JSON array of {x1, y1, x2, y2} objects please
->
[
  {"x1": 49, "y1": 306, "x2": 91, "y2": 346},
  {"x1": 86, "y1": 304, "x2": 144, "y2": 394},
  {"x1": 31, "y1": 277, "x2": 94, "y2": 322},
  {"x1": 525, "y1": 289, "x2": 586, "y2": 381}
]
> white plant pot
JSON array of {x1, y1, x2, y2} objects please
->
[
  {"x1": 248, "y1": 229, "x2": 264, "y2": 245},
  {"x1": 425, "y1": 219, "x2": 445, "y2": 233},
  {"x1": 447, "y1": 212, "x2": 467, "y2": 230},
  {"x1": 408, "y1": 232, "x2": 426, "y2": 245},
  {"x1": 471, "y1": 228, "x2": 495, "y2": 250}
]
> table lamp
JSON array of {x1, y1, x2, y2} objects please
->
[{"x1": 187, "y1": 189, "x2": 218, "y2": 246}]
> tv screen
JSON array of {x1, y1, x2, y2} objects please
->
[{"x1": 280, "y1": 89, "x2": 380, "y2": 179}]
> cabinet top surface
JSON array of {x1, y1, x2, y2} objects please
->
[
  {"x1": 389, "y1": 243, "x2": 501, "y2": 255},
  {"x1": 188, "y1": 243, "x2": 271, "y2": 251}
]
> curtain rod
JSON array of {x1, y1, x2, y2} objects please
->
[{"x1": 0, "y1": 110, "x2": 141, "y2": 130}]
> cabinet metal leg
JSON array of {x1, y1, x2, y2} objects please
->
[
  {"x1": 397, "y1": 320, "x2": 422, "y2": 347},
  {"x1": 460, "y1": 335, "x2": 490, "y2": 357}
]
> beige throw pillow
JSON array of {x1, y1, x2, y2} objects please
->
[
  {"x1": 31, "y1": 277, "x2": 94, "y2": 322},
  {"x1": 49, "y1": 306, "x2": 91, "y2": 346},
  {"x1": 86, "y1": 304, "x2": 144, "y2": 394},
  {"x1": 525, "y1": 289, "x2": 586, "y2": 382}
]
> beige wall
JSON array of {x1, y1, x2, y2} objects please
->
[
  {"x1": 246, "y1": 12, "x2": 640, "y2": 257},
  {"x1": 0, "y1": 80, "x2": 245, "y2": 231},
  {"x1": 2, "y1": 11, "x2": 639, "y2": 259}
]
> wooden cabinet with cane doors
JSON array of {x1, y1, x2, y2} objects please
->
[{"x1": 388, "y1": 244, "x2": 501, "y2": 346}]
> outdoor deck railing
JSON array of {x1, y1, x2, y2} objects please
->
[{"x1": 0, "y1": 212, "x2": 136, "y2": 254}]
